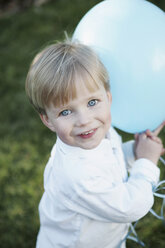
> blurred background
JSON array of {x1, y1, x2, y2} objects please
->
[{"x1": 0, "y1": 0, "x2": 165, "y2": 247}]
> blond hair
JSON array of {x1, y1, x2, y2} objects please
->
[{"x1": 25, "y1": 40, "x2": 110, "y2": 115}]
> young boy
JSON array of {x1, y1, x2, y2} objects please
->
[{"x1": 26, "y1": 40, "x2": 164, "y2": 248}]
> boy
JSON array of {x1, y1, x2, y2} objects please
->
[{"x1": 26, "y1": 40, "x2": 164, "y2": 248}]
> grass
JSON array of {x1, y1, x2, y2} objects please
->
[{"x1": 0, "y1": 0, "x2": 165, "y2": 247}]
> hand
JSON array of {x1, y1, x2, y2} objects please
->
[
  {"x1": 145, "y1": 121, "x2": 165, "y2": 156},
  {"x1": 134, "y1": 121, "x2": 165, "y2": 165},
  {"x1": 145, "y1": 121, "x2": 165, "y2": 145},
  {"x1": 135, "y1": 121, "x2": 165, "y2": 154}
]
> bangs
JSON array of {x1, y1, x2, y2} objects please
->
[
  {"x1": 26, "y1": 41, "x2": 110, "y2": 114},
  {"x1": 48, "y1": 62, "x2": 101, "y2": 108}
]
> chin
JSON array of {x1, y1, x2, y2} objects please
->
[{"x1": 81, "y1": 141, "x2": 101, "y2": 150}]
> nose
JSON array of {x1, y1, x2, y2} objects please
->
[{"x1": 75, "y1": 109, "x2": 92, "y2": 127}]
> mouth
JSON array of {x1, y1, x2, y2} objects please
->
[{"x1": 78, "y1": 129, "x2": 97, "y2": 139}]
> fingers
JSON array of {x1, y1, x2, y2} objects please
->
[
  {"x1": 134, "y1": 122, "x2": 165, "y2": 151},
  {"x1": 135, "y1": 133, "x2": 147, "y2": 143},
  {"x1": 145, "y1": 129, "x2": 162, "y2": 144},
  {"x1": 134, "y1": 133, "x2": 138, "y2": 139},
  {"x1": 161, "y1": 148, "x2": 165, "y2": 156},
  {"x1": 150, "y1": 136, "x2": 162, "y2": 144},
  {"x1": 145, "y1": 129, "x2": 152, "y2": 137},
  {"x1": 134, "y1": 121, "x2": 165, "y2": 139},
  {"x1": 152, "y1": 121, "x2": 165, "y2": 136},
  {"x1": 134, "y1": 133, "x2": 139, "y2": 140}
]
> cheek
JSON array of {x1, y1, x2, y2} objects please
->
[
  {"x1": 103, "y1": 107, "x2": 111, "y2": 129},
  {"x1": 56, "y1": 128, "x2": 69, "y2": 143},
  {"x1": 106, "y1": 111, "x2": 111, "y2": 127},
  {"x1": 106, "y1": 101, "x2": 112, "y2": 124},
  {"x1": 54, "y1": 121, "x2": 72, "y2": 142},
  {"x1": 103, "y1": 106, "x2": 111, "y2": 122}
]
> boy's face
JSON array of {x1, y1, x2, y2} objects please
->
[{"x1": 40, "y1": 83, "x2": 112, "y2": 150}]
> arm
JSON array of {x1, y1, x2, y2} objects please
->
[
  {"x1": 61, "y1": 157, "x2": 160, "y2": 224},
  {"x1": 122, "y1": 121, "x2": 165, "y2": 171},
  {"x1": 122, "y1": 140, "x2": 135, "y2": 171},
  {"x1": 62, "y1": 127, "x2": 164, "y2": 223}
]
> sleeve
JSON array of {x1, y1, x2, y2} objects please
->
[
  {"x1": 43, "y1": 143, "x2": 56, "y2": 186},
  {"x1": 110, "y1": 127, "x2": 135, "y2": 171},
  {"x1": 62, "y1": 158, "x2": 160, "y2": 224},
  {"x1": 122, "y1": 140, "x2": 136, "y2": 171}
]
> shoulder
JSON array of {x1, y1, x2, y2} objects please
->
[{"x1": 110, "y1": 126, "x2": 121, "y2": 139}]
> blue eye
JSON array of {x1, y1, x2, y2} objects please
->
[
  {"x1": 88, "y1": 99, "x2": 98, "y2": 107},
  {"x1": 60, "y1": 109, "x2": 72, "y2": 116}
]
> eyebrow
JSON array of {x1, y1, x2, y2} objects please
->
[
  {"x1": 54, "y1": 91, "x2": 104, "y2": 110},
  {"x1": 87, "y1": 92, "x2": 103, "y2": 99}
]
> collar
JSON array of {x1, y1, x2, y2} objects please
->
[{"x1": 56, "y1": 127, "x2": 119, "y2": 156}]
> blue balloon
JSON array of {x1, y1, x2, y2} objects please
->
[{"x1": 73, "y1": 0, "x2": 165, "y2": 133}]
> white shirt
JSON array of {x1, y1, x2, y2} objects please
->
[{"x1": 36, "y1": 127, "x2": 160, "y2": 248}]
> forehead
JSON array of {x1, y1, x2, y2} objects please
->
[
  {"x1": 74, "y1": 68, "x2": 101, "y2": 92},
  {"x1": 51, "y1": 65, "x2": 104, "y2": 107},
  {"x1": 48, "y1": 86, "x2": 107, "y2": 115},
  {"x1": 74, "y1": 78, "x2": 105, "y2": 99}
]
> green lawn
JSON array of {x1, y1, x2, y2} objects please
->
[{"x1": 0, "y1": 0, "x2": 165, "y2": 247}]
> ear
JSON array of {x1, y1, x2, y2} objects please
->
[
  {"x1": 39, "y1": 114, "x2": 56, "y2": 132},
  {"x1": 107, "y1": 91, "x2": 112, "y2": 104}
]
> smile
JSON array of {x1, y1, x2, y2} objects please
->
[{"x1": 78, "y1": 129, "x2": 97, "y2": 139}]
